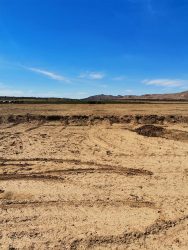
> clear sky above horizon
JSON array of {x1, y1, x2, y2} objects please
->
[{"x1": 0, "y1": 0, "x2": 188, "y2": 98}]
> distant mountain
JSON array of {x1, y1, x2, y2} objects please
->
[{"x1": 83, "y1": 91, "x2": 188, "y2": 101}]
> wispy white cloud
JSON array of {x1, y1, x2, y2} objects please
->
[
  {"x1": 78, "y1": 71, "x2": 105, "y2": 80},
  {"x1": 113, "y1": 76, "x2": 127, "y2": 81},
  {"x1": 27, "y1": 67, "x2": 71, "y2": 83},
  {"x1": 142, "y1": 79, "x2": 187, "y2": 87}
]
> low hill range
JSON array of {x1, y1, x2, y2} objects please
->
[
  {"x1": 0, "y1": 90, "x2": 188, "y2": 104},
  {"x1": 83, "y1": 91, "x2": 188, "y2": 101}
]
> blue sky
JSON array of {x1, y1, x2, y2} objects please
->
[{"x1": 0, "y1": 0, "x2": 188, "y2": 98}]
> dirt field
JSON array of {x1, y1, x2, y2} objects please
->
[{"x1": 0, "y1": 104, "x2": 188, "y2": 249}]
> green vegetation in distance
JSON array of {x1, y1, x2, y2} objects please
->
[{"x1": 0, "y1": 96, "x2": 188, "y2": 104}]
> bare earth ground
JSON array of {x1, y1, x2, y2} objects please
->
[{"x1": 0, "y1": 104, "x2": 188, "y2": 250}]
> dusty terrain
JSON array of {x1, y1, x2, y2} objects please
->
[{"x1": 0, "y1": 104, "x2": 188, "y2": 250}]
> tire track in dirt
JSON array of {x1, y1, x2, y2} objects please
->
[
  {"x1": 0, "y1": 157, "x2": 95, "y2": 165},
  {"x1": 0, "y1": 158, "x2": 153, "y2": 176},
  {"x1": 0, "y1": 165, "x2": 153, "y2": 180},
  {"x1": 0, "y1": 199, "x2": 156, "y2": 210},
  {"x1": 0, "y1": 163, "x2": 33, "y2": 167},
  {"x1": 70, "y1": 215, "x2": 188, "y2": 249},
  {"x1": 42, "y1": 166, "x2": 153, "y2": 176},
  {"x1": 88, "y1": 127, "x2": 125, "y2": 154},
  {"x1": 0, "y1": 173, "x2": 65, "y2": 181},
  {"x1": 25, "y1": 123, "x2": 44, "y2": 132},
  {"x1": 0, "y1": 216, "x2": 38, "y2": 224}
]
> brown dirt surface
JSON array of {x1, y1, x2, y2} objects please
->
[{"x1": 0, "y1": 104, "x2": 188, "y2": 249}]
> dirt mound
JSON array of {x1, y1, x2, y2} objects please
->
[{"x1": 135, "y1": 125, "x2": 165, "y2": 137}]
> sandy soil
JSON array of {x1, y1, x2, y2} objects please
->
[
  {"x1": 0, "y1": 104, "x2": 188, "y2": 249},
  {"x1": 1, "y1": 103, "x2": 188, "y2": 116}
]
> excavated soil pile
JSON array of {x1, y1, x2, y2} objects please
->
[
  {"x1": 135, "y1": 125, "x2": 165, "y2": 137},
  {"x1": 1, "y1": 114, "x2": 188, "y2": 125}
]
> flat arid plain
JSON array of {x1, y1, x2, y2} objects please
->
[{"x1": 0, "y1": 103, "x2": 188, "y2": 250}]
